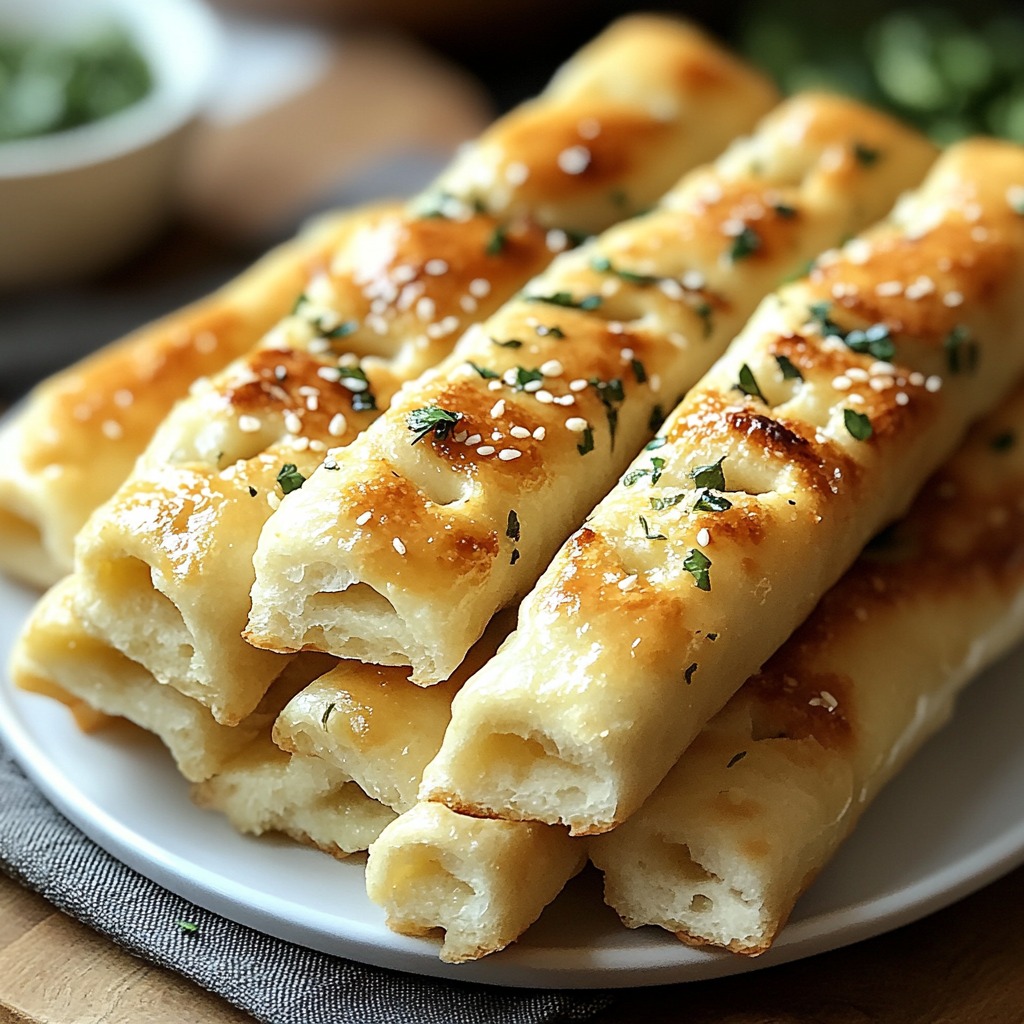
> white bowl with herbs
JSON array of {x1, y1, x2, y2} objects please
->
[{"x1": 0, "y1": 0, "x2": 221, "y2": 288}]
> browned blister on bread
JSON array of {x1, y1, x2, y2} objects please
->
[
  {"x1": 67, "y1": 16, "x2": 778, "y2": 726},
  {"x1": 247, "y1": 94, "x2": 936, "y2": 686},
  {"x1": 590, "y1": 375, "x2": 1024, "y2": 953},
  {"x1": 420, "y1": 138, "x2": 1024, "y2": 835}
]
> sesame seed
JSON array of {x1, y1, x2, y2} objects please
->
[
  {"x1": 846, "y1": 367, "x2": 869, "y2": 382},
  {"x1": 557, "y1": 145, "x2": 591, "y2": 175},
  {"x1": 905, "y1": 276, "x2": 935, "y2": 300},
  {"x1": 540, "y1": 359, "x2": 564, "y2": 377},
  {"x1": 469, "y1": 278, "x2": 491, "y2": 298},
  {"x1": 275, "y1": 365, "x2": 289, "y2": 381},
  {"x1": 328, "y1": 413, "x2": 348, "y2": 437},
  {"x1": 323, "y1": 456, "x2": 337, "y2": 469},
  {"x1": 831, "y1": 375, "x2": 851, "y2": 392},
  {"x1": 845, "y1": 239, "x2": 872, "y2": 264},
  {"x1": 555, "y1": 395, "x2": 576, "y2": 406},
  {"x1": 425, "y1": 259, "x2": 449, "y2": 276},
  {"x1": 488, "y1": 379, "x2": 504, "y2": 391},
  {"x1": 454, "y1": 430, "x2": 468, "y2": 442},
  {"x1": 356, "y1": 511, "x2": 372, "y2": 526},
  {"x1": 510, "y1": 426, "x2": 531, "y2": 439},
  {"x1": 659, "y1": 279, "x2": 684, "y2": 301},
  {"x1": 460, "y1": 295, "x2": 478, "y2": 314},
  {"x1": 620, "y1": 348, "x2": 634, "y2": 362},
  {"x1": 393, "y1": 264, "x2": 416, "y2": 284},
  {"x1": 505, "y1": 161, "x2": 530, "y2": 186},
  {"x1": 971, "y1": 226, "x2": 989, "y2": 242},
  {"x1": 308, "y1": 338, "x2": 331, "y2": 355},
  {"x1": 306, "y1": 395, "x2": 319, "y2": 411},
  {"x1": 569, "y1": 378, "x2": 589, "y2": 392},
  {"x1": 238, "y1": 415, "x2": 262, "y2": 433},
  {"x1": 533, "y1": 426, "x2": 546, "y2": 440},
  {"x1": 416, "y1": 296, "x2": 436, "y2": 321},
  {"x1": 318, "y1": 367, "x2": 342, "y2": 382},
  {"x1": 310, "y1": 440, "x2": 326, "y2": 453},
  {"x1": 535, "y1": 390, "x2": 554, "y2": 404},
  {"x1": 875, "y1": 280, "x2": 903, "y2": 297},
  {"x1": 943, "y1": 291, "x2": 964, "y2": 308},
  {"x1": 491, "y1": 430, "x2": 503, "y2": 441},
  {"x1": 682, "y1": 270, "x2": 705, "y2": 290},
  {"x1": 523, "y1": 379, "x2": 543, "y2": 393},
  {"x1": 909, "y1": 371, "x2": 925, "y2": 387},
  {"x1": 393, "y1": 537, "x2": 407, "y2": 556},
  {"x1": 565, "y1": 417, "x2": 589, "y2": 432},
  {"x1": 101, "y1": 419, "x2": 123, "y2": 440},
  {"x1": 608, "y1": 321, "x2": 624, "y2": 335},
  {"x1": 577, "y1": 117, "x2": 601, "y2": 139},
  {"x1": 465, "y1": 433, "x2": 482, "y2": 446},
  {"x1": 546, "y1": 229, "x2": 570, "y2": 253},
  {"x1": 113, "y1": 389, "x2": 134, "y2": 408},
  {"x1": 925, "y1": 375, "x2": 943, "y2": 393},
  {"x1": 498, "y1": 449, "x2": 522, "y2": 461},
  {"x1": 895, "y1": 391, "x2": 909, "y2": 406},
  {"x1": 490, "y1": 399, "x2": 506, "y2": 418},
  {"x1": 649, "y1": 374, "x2": 661, "y2": 394},
  {"x1": 870, "y1": 376, "x2": 894, "y2": 392},
  {"x1": 284, "y1": 412, "x2": 303, "y2": 435},
  {"x1": 477, "y1": 445, "x2": 496, "y2": 456},
  {"x1": 618, "y1": 574, "x2": 638, "y2": 592},
  {"x1": 722, "y1": 217, "x2": 746, "y2": 237},
  {"x1": 696, "y1": 527, "x2": 710, "y2": 547}
]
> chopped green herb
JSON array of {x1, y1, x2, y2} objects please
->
[
  {"x1": 844, "y1": 408, "x2": 873, "y2": 441},
  {"x1": 589, "y1": 377, "x2": 626, "y2": 447},
  {"x1": 492, "y1": 337, "x2": 523, "y2": 349},
  {"x1": 511, "y1": 548, "x2": 521, "y2": 565},
  {"x1": 577, "y1": 426, "x2": 595, "y2": 456},
  {"x1": 623, "y1": 455, "x2": 666, "y2": 487},
  {"x1": 773, "y1": 202, "x2": 798, "y2": 219},
  {"x1": 727, "y1": 225, "x2": 762, "y2": 263},
  {"x1": 528, "y1": 291, "x2": 603, "y2": 311},
  {"x1": 513, "y1": 366, "x2": 545, "y2": 391},
  {"x1": 630, "y1": 358, "x2": 647, "y2": 384},
  {"x1": 291, "y1": 292, "x2": 308, "y2": 315},
  {"x1": 992, "y1": 430, "x2": 1016, "y2": 452},
  {"x1": 536, "y1": 324, "x2": 565, "y2": 339},
  {"x1": 407, "y1": 404, "x2": 462, "y2": 444},
  {"x1": 694, "y1": 301, "x2": 714, "y2": 338},
  {"x1": 736, "y1": 363, "x2": 766, "y2": 402},
  {"x1": 684, "y1": 662, "x2": 698, "y2": 685},
  {"x1": 321, "y1": 702, "x2": 336, "y2": 727},
  {"x1": 945, "y1": 325, "x2": 979, "y2": 374},
  {"x1": 276, "y1": 464, "x2": 305, "y2": 495},
  {"x1": 650, "y1": 492, "x2": 687, "y2": 511},
  {"x1": 693, "y1": 489, "x2": 733, "y2": 513},
  {"x1": 639, "y1": 515, "x2": 666, "y2": 540},
  {"x1": 853, "y1": 142, "x2": 881, "y2": 166},
  {"x1": 726, "y1": 751, "x2": 747, "y2": 768},
  {"x1": 691, "y1": 456, "x2": 726, "y2": 491},
  {"x1": 324, "y1": 320, "x2": 358, "y2": 340},
  {"x1": 775, "y1": 353, "x2": 803, "y2": 381},
  {"x1": 683, "y1": 548, "x2": 712, "y2": 591},
  {"x1": 351, "y1": 390, "x2": 377, "y2": 413},
  {"x1": 610, "y1": 188, "x2": 628, "y2": 208},
  {"x1": 486, "y1": 224, "x2": 507, "y2": 255},
  {"x1": 645, "y1": 435, "x2": 667, "y2": 451},
  {"x1": 844, "y1": 323, "x2": 895, "y2": 361},
  {"x1": 590, "y1": 255, "x2": 661, "y2": 286},
  {"x1": 808, "y1": 302, "x2": 894, "y2": 361},
  {"x1": 337, "y1": 367, "x2": 378, "y2": 413},
  {"x1": 648, "y1": 404, "x2": 665, "y2": 432},
  {"x1": 506, "y1": 509, "x2": 521, "y2": 542},
  {"x1": 176, "y1": 920, "x2": 199, "y2": 935},
  {"x1": 468, "y1": 361, "x2": 499, "y2": 380}
]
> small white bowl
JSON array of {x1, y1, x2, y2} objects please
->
[{"x1": 0, "y1": 0, "x2": 222, "y2": 288}]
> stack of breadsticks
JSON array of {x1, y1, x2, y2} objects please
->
[{"x1": 8, "y1": 14, "x2": 1024, "y2": 966}]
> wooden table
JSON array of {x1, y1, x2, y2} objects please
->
[{"x1": 4, "y1": 863, "x2": 1024, "y2": 1022}]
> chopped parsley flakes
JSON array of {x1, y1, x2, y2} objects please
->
[
  {"x1": 486, "y1": 224, "x2": 507, "y2": 255},
  {"x1": 844, "y1": 408, "x2": 873, "y2": 441},
  {"x1": 407, "y1": 404, "x2": 462, "y2": 444},
  {"x1": 468, "y1": 361, "x2": 499, "y2": 379},
  {"x1": 684, "y1": 662, "x2": 698, "y2": 685},
  {"x1": 589, "y1": 377, "x2": 626, "y2": 447},
  {"x1": 321, "y1": 702, "x2": 336, "y2": 727},
  {"x1": 527, "y1": 291, "x2": 602, "y2": 311},
  {"x1": 506, "y1": 509, "x2": 521, "y2": 542},
  {"x1": 577, "y1": 426, "x2": 595, "y2": 456},
  {"x1": 639, "y1": 515, "x2": 666, "y2": 540},
  {"x1": 492, "y1": 337, "x2": 523, "y2": 349},
  {"x1": 775, "y1": 353, "x2": 803, "y2": 381},
  {"x1": 683, "y1": 548, "x2": 712, "y2": 591},
  {"x1": 276, "y1": 463, "x2": 306, "y2": 494},
  {"x1": 727, "y1": 225, "x2": 761, "y2": 263},
  {"x1": 736, "y1": 363, "x2": 766, "y2": 402},
  {"x1": 807, "y1": 301, "x2": 894, "y2": 361},
  {"x1": 853, "y1": 142, "x2": 881, "y2": 166},
  {"x1": 690, "y1": 456, "x2": 726, "y2": 491},
  {"x1": 945, "y1": 325, "x2": 979, "y2": 374}
]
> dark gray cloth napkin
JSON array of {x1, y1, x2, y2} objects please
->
[{"x1": 0, "y1": 739, "x2": 612, "y2": 1023}]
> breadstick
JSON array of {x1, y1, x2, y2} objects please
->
[
  {"x1": 247, "y1": 94, "x2": 935, "y2": 685},
  {"x1": 420, "y1": 138, "x2": 1024, "y2": 835}
]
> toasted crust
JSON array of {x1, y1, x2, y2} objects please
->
[
  {"x1": 590, "y1": 376, "x2": 1024, "y2": 953},
  {"x1": 0, "y1": 211, "x2": 356, "y2": 587},
  {"x1": 420, "y1": 138, "x2": 1024, "y2": 835},
  {"x1": 69, "y1": 17, "x2": 779, "y2": 725},
  {"x1": 246, "y1": 93, "x2": 936, "y2": 685}
]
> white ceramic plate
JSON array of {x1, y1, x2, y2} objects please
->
[{"x1": 3, "y1": 572, "x2": 1024, "y2": 989}]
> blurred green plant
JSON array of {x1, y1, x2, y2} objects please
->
[
  {"x1": 740, "y1": 1, "x2": 1024, "y2": 143},
  {"x1": 0, "y1": 27, "x2": 152, "y2": 143}
]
